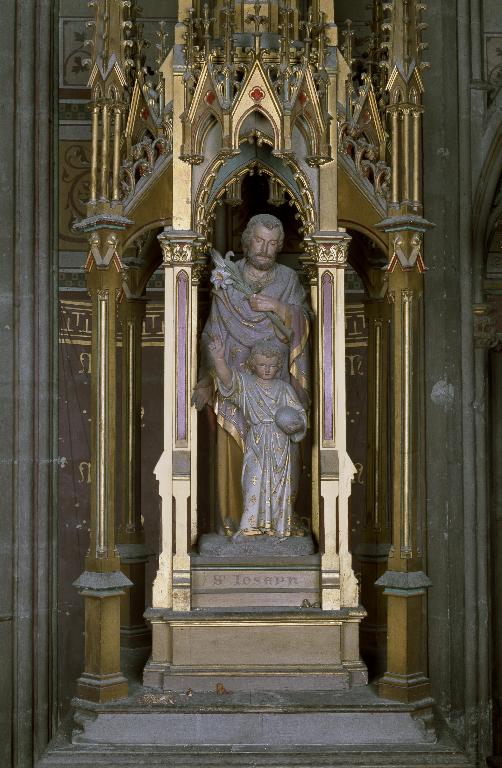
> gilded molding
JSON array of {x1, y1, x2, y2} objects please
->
[
  {"x1": 121, "y1": 135, "x2": 172, "y2": 202},
  {"x1": 400, "y1": 287, "x2": 413, "y2": 558}
]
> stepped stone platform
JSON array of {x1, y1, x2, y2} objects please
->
[
  {"x1": 39, "y1": 684, "x2": 472, "y2": 767},
  {"x1": 38, "y1": 652, "x2": 471, "y2": 768}
]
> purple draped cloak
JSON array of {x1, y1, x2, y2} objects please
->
[{"x1": 201, "y1": 259, "x2": 310, "y2": 449}]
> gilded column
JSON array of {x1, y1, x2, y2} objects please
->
[
  {"x1": 375, "y1": 220, "x2": 433, "y2": 709},
  {"x1": 112, "y1": 105, "x2": 124, "y2": 204},
  {"x1": 73, "y1": 230, "x2": 132, "y2": 703},
  {"x1": 412, "y1": 107, "x2": 423, "y2": 211},
  {"x1": 72, "y1": 0, "x2": 144, "y2": 702},
  {"x1": 147, "y1": 8, "x2": 194, "y2": 654},
  {"x1": 300, "y1": 258, "x2": 320, "y2": 543},
  {"x1": 390, "y1": 108, "x2": 400, "y2": 208},
  {"x1": 100, "y1": 103, "x2": 111, "y2": 202},
  {"x1": 357, "y1": 297, "x2": 391, "y2": 675},
  {"x1": 402, "y1": 108, "x2": 411, "y2": 203},
  {"x1": 117, "y1": 279, "x2": 151, "y2": 648},
  {"x1": 90, "y1": 102, "x2": 100, "y2": 203},
  {"x1": 149, "y1": 0, "x2": 200, "y2": 634},
  {"x1": 375, "y1": 0, "x2": 433, "y2": 710},
  {"x1": 312, "y1": 13, "x2": 360, "y2": 613}
]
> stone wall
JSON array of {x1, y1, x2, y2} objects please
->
[{"x1": 0, "y1": 2, "x2": 56, "y2": 766}]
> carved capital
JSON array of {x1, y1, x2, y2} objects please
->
[
  {"x1": 158, "y1": 228, "x2": 207, "y2": 267},
  {"x1": 161, "y1": 241, "x2": 195, "y2": 264},
  {"x1": 401, "y1": 287, "x2": 415, "y2": 304},
  {"x1": 86, "y1": 231, "x2": 122, "y2": 271},
  {"x1": 316, "y1": 242, "x2": 349, "y2": 265},
  {"x1": 386, "y1": 230, "x2": 425, "y2": 273},
  {"x1": 376, "y1": 216, "x2": 434, "y2": 274},
  {"x1": 191, "y1": 261, "x2": 210, "y2": 284},
  {"x1": 305, "y1": 231, "x2": 351, "y2": 267},
  {"x1": 120, "y1": 267, "x2": 149, "y2": 302},
  {"x1": 473, "y1": 304, "x2": 501, "y2": 350},
  {"x1": 301, "y1": 262, "x2": 319, "y2": 284}
]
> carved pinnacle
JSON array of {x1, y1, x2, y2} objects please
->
[{"x1": 246, "y1": 1, "x2": 267, "y2": 56}]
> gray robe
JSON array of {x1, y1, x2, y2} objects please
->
[{"x1": 218, "y1": 370, "x2": 307, "y2": 536}]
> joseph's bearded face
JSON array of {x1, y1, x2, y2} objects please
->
[{"x1": 245, "y1": 224, "x2": 281, "y2": 271}]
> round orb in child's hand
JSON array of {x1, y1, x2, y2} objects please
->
[{"x1": 275, "y1": 405, "x2": 302, "y2": 435}]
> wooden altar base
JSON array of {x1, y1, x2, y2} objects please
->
[{"x1": 143, "y1": 607, "x2": 367, "y2": 692}]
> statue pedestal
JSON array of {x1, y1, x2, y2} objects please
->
[
  {"x1": 192, "y1": 535, "x2": 319, "y2": 609},
  {"x1": 143, "y1": 607, "x2": 367, "y2": 692},
  {"x1": 144, "y1": 538, "x2": 366, "y2": 693}
]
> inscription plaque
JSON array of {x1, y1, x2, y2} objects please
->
[{"x1": 192, "y1": 567, "x2": 320, "y2": 608}]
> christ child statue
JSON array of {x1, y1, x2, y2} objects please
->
[{"x1": 208, "y1": 337, "x2": 307, "y2": 537}]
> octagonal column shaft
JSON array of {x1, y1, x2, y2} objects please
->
[
  {"x1": 375, "y1": 221, "x2": 432, "y2": 707},
  {"x1": 73, "y1": 231, "x2": 132, "y2": 703},
  {"x1": 117, "y1": 293, "x2": 151, "y2": 647},
  {"x1": 357, "y1": 298, "x2": 392, "y2": 675}
]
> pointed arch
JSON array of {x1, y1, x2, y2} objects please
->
[
  {"x1": 234, "y1": 106, "x2": 280, "y2": 150},
  {"x1": 193, "y1": 144, "x2": 316, "y2": 238},
  {"x1": 194, "y1": 110, "x2": 222, "y2": 155}
]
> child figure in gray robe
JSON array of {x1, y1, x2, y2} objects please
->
[{"x1": 209, "y1": 338, "x2": 307, "y2": 537}]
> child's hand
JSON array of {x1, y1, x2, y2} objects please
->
[
  {"x1": 208, "y1": 338, "x2": 225, "y2": 361},
  {"x1": 281, "y1": 416, "x2": 303, "y2": 435}
]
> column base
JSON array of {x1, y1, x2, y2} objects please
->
[
  {"x1": 120, "y1": 624, "x2": 152, "y2": 648},
  {"x1": 76, "y1": 672, "x2": 129, "y2": 703},
  {"x1": 73, "y1": 570, "x2": 133, "y2": 704},
  {"x1": 376, "y1": 570, "x2": 432, "y2": 706},
  {"x1": 378, "y1": 671, "x2": 431, "y2": 703},
  {"x1": 357, "y1": 543, "x2": 390, "y2": 678},
  {"x1": 118, "y1": 546, "x2": 152, "y2": 647}
]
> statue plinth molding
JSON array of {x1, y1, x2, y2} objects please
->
[{"x1": 143, "y1": 606, "x2": 367, "y2": 693}]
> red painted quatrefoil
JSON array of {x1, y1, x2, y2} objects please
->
[{"x1": 249, "y1": 86, "x2": 265, "y2": 102}]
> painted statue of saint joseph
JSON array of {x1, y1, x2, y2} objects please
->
[{"x1": 192, "y1": 213, "x2": 311, "y2": 532}]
